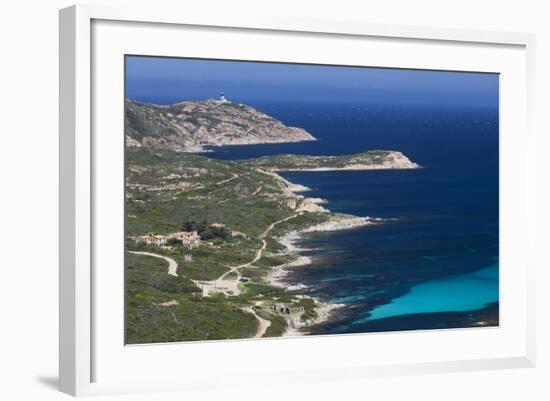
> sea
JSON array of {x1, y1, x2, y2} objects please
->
[{"x1": 149, "y1": 98, "x2": 499, "y2": 334}]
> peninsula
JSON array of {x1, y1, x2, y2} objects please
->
[
  {"x1": 243, "y1": 150, "x2": 420, "y2": 171},
  {"x1": 125, "y1": 99, "x2": 316, "y2": 152}
]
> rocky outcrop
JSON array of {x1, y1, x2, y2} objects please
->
[
  {"x1": 244, "y1": 150, "x2": 420, "y2": 171},
  {"x1": 125, "y1": 99, "x2": 316, "y2": 152}
]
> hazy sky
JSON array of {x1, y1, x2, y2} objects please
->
[{"x1": 125, "y1": 56, "x2": 499, "y2": 108}]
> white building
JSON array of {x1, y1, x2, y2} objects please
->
[
  {"x1": 136, "y1": 234, "x2": 167, "y2": 246},
  {"x1": 171, "y1": 231, "x2": 201, "y2": 248}
]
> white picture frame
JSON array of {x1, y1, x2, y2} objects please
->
[{"x1": 59, "y1": 4, "x2": 536, "y2": 397}]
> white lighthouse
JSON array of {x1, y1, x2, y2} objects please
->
[{"x1": 219, "y1": 91, "x2": 228, "y2": 103}]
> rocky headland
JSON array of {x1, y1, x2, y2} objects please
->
[
  {"x1": 125, "y1": 99, "x2": 316, "y2": 152},
  {"x1": 244, "y1": 150, "x2": 420, "y2": 171}
]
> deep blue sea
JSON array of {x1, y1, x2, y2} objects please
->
[
  {"x1": 144, "y1": 97, "x2": 500, "y2": 333},
  {"x1": 201, "y1": 100, "x2": 499, "y2": 334}
]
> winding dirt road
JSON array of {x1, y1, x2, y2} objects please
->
[
  {"x1": 247, "y1": 307, "x2": 271, "y2": 338},
  {"x1": 218, "y1": 212, "x2": 301, "y2": 282},
  {"x1": 130, "y1": 243, "x2": 275, "y2": 338},
  {"x1": 129, "y1": 251, "x2": 179, "y2": 276}
]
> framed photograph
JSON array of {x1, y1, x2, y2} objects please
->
[{"x1": 59, "y1": 4, "x2": 536, "y2": 396}]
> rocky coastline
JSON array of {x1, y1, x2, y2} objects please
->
[{"x1": 264, "y1": 173, "x2": 384, "y2": 336}]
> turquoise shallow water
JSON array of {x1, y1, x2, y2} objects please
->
[{"x1": 360, "y1": 263, "x2": 498, "y2": 323}]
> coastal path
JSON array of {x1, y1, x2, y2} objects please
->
[
  {"x1": 251, "y1": 185, "x2": 262, "y2": 196},
  {"x1": 199, "y1": 212, "x2": 303, "y2": 297},
  {"x1": 129, "y1": 251, "x2": 179, "y2": 277},
  {"x1": 214, "y1": 172, "x2": 240, "y2": 186},
  {"x1": 246, "y1": 306, "x2": 271, "y2": 338},
  {"x1": 174, "y1": 172, "x2": 247, "y2": 196},
  {"x1": 218, "y1": 212, "x2": 302, "y2": 281}
]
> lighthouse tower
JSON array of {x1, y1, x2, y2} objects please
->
[{"x1": 219, "y1": 91, "x2": 228, "y2": 103}]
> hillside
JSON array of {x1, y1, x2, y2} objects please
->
[
  {"x1": 242, "y1": 150, "x2": 420, "y2": 171},
  {"x1": 125, "y1": 147, "x2": 418, "y2": 343},
  {"x1": 125, "y1": 147, "x2": 335, "y2": 343},
  {"x1": 125, "y1": 147, "x2": 330, "y2": 239},
  {"x1": 125, "y1": 99, "x2": 316, "y2": 152}
]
